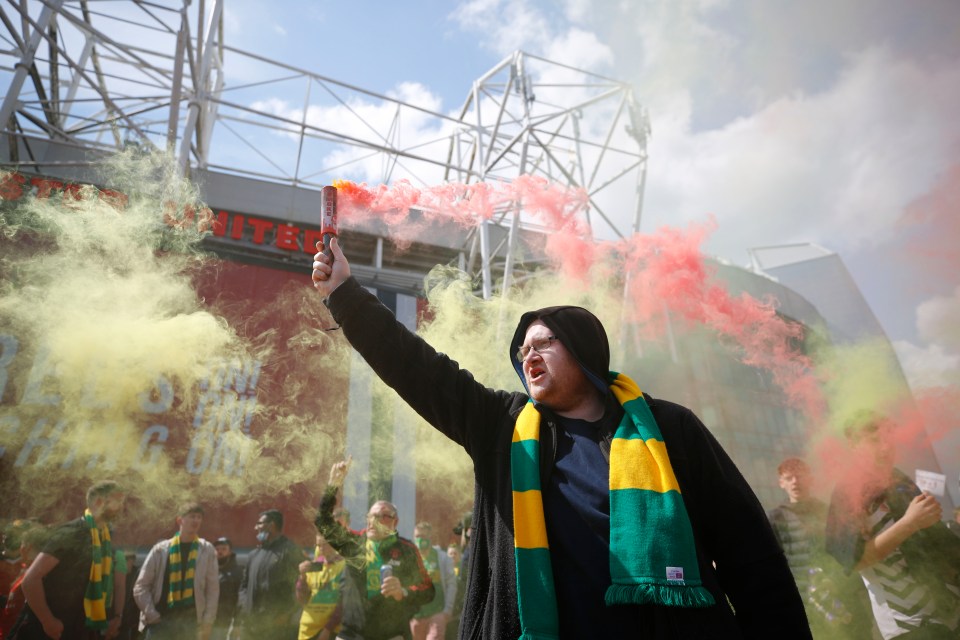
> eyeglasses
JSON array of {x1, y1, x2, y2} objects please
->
[
  {"x1": 367, "y1": 511, "x2": 397, "y2": 521},
  {"x1": 515, "y1": 336, "x2": 558, "y2": 363}
]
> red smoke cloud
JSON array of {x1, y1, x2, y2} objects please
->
[
  {"x1": 897, "y1": 162, "x2": 960, "y2": 287},
  {"x1": 617, "y1": 218, "x2": 824, "y2": 418},
  {"x1": 333, "y1": 177, "x2": 592, "y2": 279},
  {"x1": 813, "y1": 384, "x2": 959, "y2": 514},
  {"x1": 331, "y1": 178, "x2": 824, "y2": 417}
]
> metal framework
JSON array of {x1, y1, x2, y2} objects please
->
[{"x1": 1, "y1": 0, "x2": 649, "y2": 298}]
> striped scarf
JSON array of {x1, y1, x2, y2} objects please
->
[
  {"x1": 167, "y1": 533, "x2": 198, "y2": 609},
  {"x1": 82, "y1": 509, "x2": 113, "y2": 630},
  {"x1": 511, "y1": 372, "x2": 715, "y2": 640},
  {"x1": 364, "y1": 537, "x2": 388, "y2": 599}
]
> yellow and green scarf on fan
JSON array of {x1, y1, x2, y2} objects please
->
[
  {"x1": 511, "y1": 372, "x2": 715, "y2": 640},
  {"x1": 364, "y1": 536, "x2": 392, "y2": 599},
  {"x1": 167, "y1": 532, "x2": 198, "y2": 608},
  {"x1": 82, "y1": 509, "x2": 113, "y2": 630}
]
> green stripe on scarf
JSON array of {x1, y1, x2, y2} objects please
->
[
  {"x1": 82, "y1": 509, "x2": 113, "y2": 630},
  {"x1": 510, "y1": 373, "x2": 714, "y2": 639},
  {"x1": 167, "y1": 533, "x2": 198, "y2": 609},
  {"x1": 512, "y1": 402, "x2": 559, "y2": 640},
  {"x1": 606, "y1": 373, "x2": 714, "y2": 608}
]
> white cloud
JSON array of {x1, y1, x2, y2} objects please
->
[
  {"x1": 640, "y1": 47, "x2": 960, "y2": 263},
  {"x1": 891, "y1": 286, "x2": 960, "y2": 390},
  {"x1": 893, "y1": 339, "x2": 959, "y2": 390},
  {"x1": 629, "y1": 1, "x2": 737, "y2": 100},
  {"x1": 917, "y1": 287, "x2": 960, "y2": 351},
  {"x1": 450, "y1": 0, "x2": 552, "y2": 56},
  {"x1": 251, "y1": 82, "x2": 455, "y2": 186},
  {"x1": 563, "y1": 0, "x2": 592, "y2": 23},
  {"x1": 542, "y1": 27, "x2": 613, "y2": 71},
  {"x1": 448, "y1": 2, "x2": 960, "y2": 263},
  {"x1": 451, "y1": 0, "x2": 610, "y2": 64}
]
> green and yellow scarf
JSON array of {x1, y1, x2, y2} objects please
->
[
  {"x1": 82, "y1": 509, "x2": 113, "y2": 630},
  {"x1": 364, "y1": 536, "x2": 391, "y2": 599},
  {"x1": 511, "y1": 372, "x2": 715, "y2": 640},
  {"x1": 167, "y1": 532, "x2": 198, "y2": 608}
]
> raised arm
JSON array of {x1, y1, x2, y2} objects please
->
[
  {"x1": 855, "y1": 492, "x2": 941, "y2": 570},
  {"x1": 315, "y1": 459, "x2": 366, "y2": 567},
  {"x1": 312, "y1": 238, "x2": 520, "y2": 456}
]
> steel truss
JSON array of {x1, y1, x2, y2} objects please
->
[{"x1": 1, "y1": 0, "x2": 649, "y2": 298}]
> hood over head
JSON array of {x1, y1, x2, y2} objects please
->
[{"x1": 509, "y1": 305, "x2": 610, "y2": 396}]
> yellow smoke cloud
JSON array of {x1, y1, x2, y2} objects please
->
[
  {"x1": 0, "y1": 152, "x2": 348, "y2": 537},
  {"x1": 815, "y1": 339, "x2": 912, "y2": 436}
]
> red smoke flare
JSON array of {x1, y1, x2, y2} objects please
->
[{"x1": 329, "y1": 177, "x2": 825, "y2": 419}]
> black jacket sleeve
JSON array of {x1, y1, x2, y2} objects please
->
[
  {"x1": 316, "y1": 485, "x2": 366, "y2": 570},
  {"x1": 326, "y1": 277, "x2": 523, "y2": 459}
]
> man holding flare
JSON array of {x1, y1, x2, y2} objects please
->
[{"x1": 311, "y1": 236, "x2": 809, "y2": 639}]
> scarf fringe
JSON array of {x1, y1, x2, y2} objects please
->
[{"x1": 605, "y1": 583, "x2": 716, "y2": 609}]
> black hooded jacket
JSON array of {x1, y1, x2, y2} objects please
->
[{"x1": 326, "y1": 276, "x2": 809, "y2": 639}]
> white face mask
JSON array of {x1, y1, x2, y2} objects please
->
[{"x1": 256, "y1": 531, "x2": 269, "y2": 543}]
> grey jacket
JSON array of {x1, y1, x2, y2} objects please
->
[{"x1": 133, "y1": 537, "x2": 220, "y2": 630}]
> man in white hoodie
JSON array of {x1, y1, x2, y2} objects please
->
[{"x1": 134, "y1": 503, "x2": 220, "y2": 640}]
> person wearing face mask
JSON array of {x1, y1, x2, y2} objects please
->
[
  {"x1": 235, "y1": 510, "x2": 304, "y2": 640},
  {"x1": 409, "y1": 523, "x2": 456, "y2": 640},
  {"x1": 315, "y1": 460, "x2": 434, "y2": 640}
]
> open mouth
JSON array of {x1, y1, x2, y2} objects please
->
[{"x1": 528, "y1": 366, "x2": 545, "y2": 382}]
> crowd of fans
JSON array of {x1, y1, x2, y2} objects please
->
[
  {"x1": 2, "y1": 416, "x2": 959, "y2": 640},
  {"x1": 0, "y1": 479, "x2": 474, "y2": 640}
]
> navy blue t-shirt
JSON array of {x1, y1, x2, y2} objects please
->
[{"x1": 542, "y1": 405, "x2": 641, "y2": 638}]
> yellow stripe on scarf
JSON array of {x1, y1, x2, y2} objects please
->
[
  {"x1": 512, "y1": 403, "x2": 549, "y2": 551},
  {"x1": 513, "y1": 490, "x2": 549, "y2": 549},
  {"x1": 183, "y1": 551, "x2": 196, "y2": 599},
  {"x1": 83, "y1": 511, "x2": 111, "y2": 624},
  {"x1": 609, "y1": 438, "x2": 682, "y2": 493},
  {"x1": 513, "y1": 405, "x2": 540, "y2": 442},
  {"x1": 168, "y1": 535, "x2": 198, "y2": 605},
  {"x1": 609, "y1": 373, "x2": 642, "y2": 404}
]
